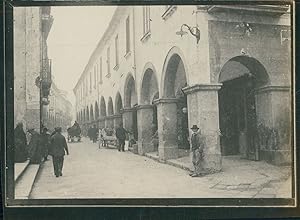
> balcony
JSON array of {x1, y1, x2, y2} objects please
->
[
  {"x1": 205, "y1": 5, "x2": 290, "y2": 16},
  {"x1": 41, "y1": 58, "x2": 52, "y2": 99}
]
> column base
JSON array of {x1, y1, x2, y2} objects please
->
[
  {"x1": 138, "y1": 142, "x2": 155, "y2": 156},
  {"x1": 158, "y1": 145, "x2": 178, "y2": 161},
  {"x1": 203, "y1": 153, "x2": 222, "y2": 174},
  {"x1": 260, "y1": 150, "x2": 291, "y2": 166}
]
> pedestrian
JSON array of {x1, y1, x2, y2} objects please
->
[
  {"x1": 40, "y1": 127, "x2": 51, "y2": 161},
  {"x1": 14, "y1": 122, "x2": 28, "y2": 162},
  {"x1": 90, "y1": 124, "x2": 98, "y2": 143},
  {"x1": 27, "y1": 128, "x2": 42, "y2": 164},
  {"x1": 189, "y1": 125, "x2": 205, "y2": 177},
  {"x1": 115, "y1": 123, "x2": 128, "y2": 152},
  {"x1": 50, "y1": 127, "x2": 69, "y2": 177}
]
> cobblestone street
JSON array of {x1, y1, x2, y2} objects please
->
[{"x1": 30, "y1": 138, "x2": 292, "y2": 199}]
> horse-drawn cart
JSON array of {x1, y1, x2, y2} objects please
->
[{"x1": 67, "y1": 123, "x2": 81, "y2": 143}]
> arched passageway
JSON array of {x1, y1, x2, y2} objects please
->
[
  {"x1": 138, "y1": 66, "x2": 159, "y2": 154},
  {"x1": 107, "y1": 97, "x2": 114, "y2": 115},
  {"x1": 95, "y1": 101, "x2": 99, "y2": 120},
  {"x1": 124, "y1": 74, "x2": 138, "y2": 140},
  {"x1": 100, "y1": 96, "x2": 106, "y2": 128},
  {"x1": 86, "y1": 106, "x2": 89, "y2": 121},
  {"x1": 218, "y1": 56, "x2": 270, "y2": 160},
  {"x1": 106, "y1": 97, "x2": 114, "y2": 129},
  {"x1": 161, "y1": 52, "x2": 190, "y2": 158},
  {"x1": 114, "y1": 92, "x2": 123, "y2": 128},
  {"x1": 90, "y1": 104, "x2": 94, "y2": 123}
]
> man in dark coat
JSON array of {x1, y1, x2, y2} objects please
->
[
  {"x1": 27, "y1": 128, "x2": 42, "y2": 164},
  {"x1": 14, "y1": 122, "x2": 28, "y2": 162},
  {"x1": 50, "y1": 127, "x2": 69, "y2": 177},
  {"x1": 115, "y1": 123, "x2": 128, "y2": 152},
  {"x1": 40, "y1": 127, "x2": 51, "y2": 161},
  {"x1": 190, "y1": 125, "x2": 205, "y2": 177},
  {"x1": 90, "y1": 125, "x2": 98, "y2": 143}
]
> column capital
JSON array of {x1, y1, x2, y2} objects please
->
[
  {"x1": 113, "y1": 113, "x2": 122, "y2": 118},
  {"x1": 121, "y1": 107, "x2": 135, "y2": 113},
  {"x1": 136, "y1": 104, "x2": 153, "y2": 110},
  {"x1": 153, "y1": 98, "x2": 178, "y2": 105},
  {"x1": 182, "y1": 84, "x2": 222, "y2": 95},
  {"x1": 255, "y1": 85, "x2": 290, "y2": 94},
  {"x1": 106, "y1": 115, "x2": 115, "y2": 119}
]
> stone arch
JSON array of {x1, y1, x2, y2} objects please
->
[
  {"x1": 115, "y1": 92, "x2": 123, "y2": 114},
  {"x1": 124, "y1": 73, "x2": 137, "y2": 108},
  {"x1": 107, "y1": 96, "x2": 114, "y2": 115},
  {"x1": 218, "y1": 56, "x2": 270, "y2": 87},
  {"x1": 100, "y1": 96, "x2": 106, "y2": 117},
  {"x1": 95, "y1": 101, "x2": 99, "y2": 119},
  {"x1": 161, "y1": 46, "x2": 189, "y2": 98},
  {"x1": 159, "y1": 47, "x2": 190, "y2": 152},
  {"x1": 218, "y1": 55, "x2": 270, "y2": 159},
  {"x1": 140, "y1": 62, "x2": 159, "y2": 105}
]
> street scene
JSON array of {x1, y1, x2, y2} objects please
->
[
  {"x1": 29, "y1": 137, "x2": 291, "y2": 199},
  {"x1": 12, "y1": 5, "x2": 293, "y2": 201}
]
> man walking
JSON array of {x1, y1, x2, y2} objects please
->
[
  {"x1": 40, "y1": 127, "x2": 51, "y2": 161},
  {"x1": 90, "y1": 125, "x2": 98, "y2": 143},
  {"x1": 50, "y1": 127, "x2": 69, "y2": 177},
  {"x1": 190, "y1": 125, "x2": 205, "y2": 177},
  {"x1": 115, "y1": 123, "x2": 128, "y2": 152}
]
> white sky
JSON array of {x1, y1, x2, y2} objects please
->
[{"x1": 47, "y1": 6, "x2": 116, "y2": 110}]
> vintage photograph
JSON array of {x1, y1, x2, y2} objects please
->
[{"x1": 11, "y1": 4, "x2": 294, "y2": 203}]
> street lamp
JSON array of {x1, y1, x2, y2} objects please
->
[{"x1": 176, "y1": 24, "x2": 201, "y2": 44}]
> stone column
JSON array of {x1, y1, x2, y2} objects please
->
[
  {"x1": 183, "y1": 84, "x2": 222, "y2": 173},
  {"x1": 99, "y1": 117, "x2": 105, "y2": 129},
  {"x1": 255, "y1": 85, "x2": 291, "y2": 165},
  {"x1": 105, "y1": 115, "x2": 114, "y2": 129},
  {"x1": 113, "y1": 114, "x2": 123, "y2": 129},
  {"x1": 154, "y1": 98, "x2": 178, "y2": 161},
  {"x1": 122, "y1": 108, "x2": 134, "y2": 133},
  {"x1": 136, "y1": 104, "x2": 155, "y2": 155}
]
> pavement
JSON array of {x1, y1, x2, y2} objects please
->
[{"x1": 29, "y1": 137, "x2": 292, "y2": 199}]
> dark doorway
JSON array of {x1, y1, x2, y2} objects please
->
[
  {"x1": 176, "y1": 88, "x2": 189, "y2": 150},
  {"x1": 132, "y1": 106, "x2": 138, "y2": 140},
  {"x1": 219, "y1": 75, "x2": 257, "y2": 159}
]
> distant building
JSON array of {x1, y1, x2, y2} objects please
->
[
  {"x1": 73, "y1": 5, "x2": 292, "y2": 168},
  {"x1": 43, "y1": 82, "x2": 73, "y2": 132},
  {"x1": 14, "y1": 7, "x2": 53, "y2": 132}
]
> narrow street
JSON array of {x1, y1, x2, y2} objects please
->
[{"x1": 30, "y1": 137, "x2": 292, "y2": 199}]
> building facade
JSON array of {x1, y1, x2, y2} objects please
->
[
  {"x1": 14, "y1": 6, "x2": 53, "y2": 132},
  {"x1": 43, "y1": 82, "x2": 73, "y2": 132},
  {"x1": 73, "y1": 5, "x2": 292, "y2": 170}
]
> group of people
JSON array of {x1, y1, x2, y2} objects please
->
[
  {"x1": 14, "y1": 122, "x2": 69, "y2": 178},
  {"x1": 84, "y1": 123, "x2": 205, "y2": 177},
  {"x1": 85, "y1": 123, "x2": 136, "y2": 152}
]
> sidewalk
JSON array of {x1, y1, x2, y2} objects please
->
[
  {"x1": 30, "y1": 138, "x2": 293, "y2": 199},
  {"x1": 146, "y1": 152, "x2": 292, "y2": 198}
]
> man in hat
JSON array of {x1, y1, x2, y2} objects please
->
[
  {"x1": 115, "y1": 123, "x2": 129, "y2": 152},
  {"x1": 27, "y1": 128, "x2": 42, "y2": 164},
  {"x1": 190, "y1": 125, "x2": 205, "y2": 177},
  {"x1": 50, "y1": 127, "x2": 69, "y2": 177},
  {"x1": 40, "y1": 127, "x2": 51, "y2": 161}
]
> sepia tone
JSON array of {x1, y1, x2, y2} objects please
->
[{"x1": 11, "y1": 5, "x2": 293, "y2": 202}]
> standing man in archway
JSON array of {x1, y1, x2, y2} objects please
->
[
  {"x1": 116, "y1": 123, "x2": 128, "y2": 152},
  {"x1": 190, "y1": 125, "x2": 205, "y2": 177}
]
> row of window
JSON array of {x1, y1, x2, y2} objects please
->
[{"x1": 77, "y1": 6, "x2": 156, "y2": 102}]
